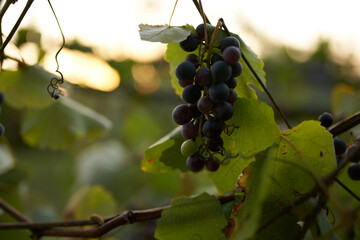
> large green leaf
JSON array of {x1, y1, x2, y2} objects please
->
[
  {"x1": 139, "y1": 24, "x2": 192, "y2": 43},
  {"x1": 270, "y1": 120, "x2": 336, "y2": 204},
  {"x1": 141, "y1": 126, "x2": 187, "y2": 173},
  {"x1": 155, "y1": 192, "x2": 228, "y2": 240},
  {"x1": 230, "y1": 151, "x2": 273, "y2": 239},
  {"x1": 65, "y1": 185, "x2": 117, "y2": 219},
  {"x1": 21, "y1": 97, "x2": 112, "y2": 150},
  {"x1": 0, "y1": 65, "x2": 58, "y2": 109}
]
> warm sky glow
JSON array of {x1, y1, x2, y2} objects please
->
[
  {"x1": 42, "y1": 49, "x2": 120, "y2": 92},
  {"x1": 2, "y1": 0, "x2": 360, "y2": 64}
]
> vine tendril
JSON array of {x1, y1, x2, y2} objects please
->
[{"x1": 46, "y1": 0, "x2": 65, "y2": 100}]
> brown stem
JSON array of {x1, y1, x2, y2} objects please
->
[
  {"x1": 0, "y1": 197, "x2": 31, "y2": 223},
  {"x1": 328, "y1": 111, "x2": 360, "y2": 137}
]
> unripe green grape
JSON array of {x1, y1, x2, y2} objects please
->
[{"x1": 181, "y1": 139, "x2": 199, "y2": 157}]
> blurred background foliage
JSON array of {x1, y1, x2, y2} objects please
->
[{"x1": 0, "y1": 27, "x2": 359, "y2": 239}]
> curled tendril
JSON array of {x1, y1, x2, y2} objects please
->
[{"x1": 46, "y1": 0, "x2": 65, "y2": 100}]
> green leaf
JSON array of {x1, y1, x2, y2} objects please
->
[
  {"x1": 0, "y1": 65, "x2": 58, "y2": 109},
  {"x1": 21, "y1": 97, "x2": 112, "y2": 150},
  {"x1": 65, "y1": 185, "x2": 117, "y2": 219},
  {"x1": 270, "y1": 120, "x2": 336, "y2": 204},
  {"x1": 207, "y1": 155, "x2": 255, "y2": 195},
  {"x1": 231, "y1": 151, "x2": 273, "y2": 239},
  {"x1": 0, "y1": 143, "x2": 15, "y2": 175},
  {"x1": 139, "y1": 24, "x2": 192, "y2": 43},
  {"x1": 223, "y1": 98, "x2": 281, "y2": 157},
  {"x1": 142, "y1": 126, "x2": 187, "y2": 173},
  {"x1": 155, "y1": 192, "x2": 228, "y2": 240}
]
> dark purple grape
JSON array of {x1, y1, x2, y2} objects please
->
[
  {"x1": 347, "y1": 163, "x2": 360, "y2": 180},
  {"x1": 227, "y1": 89, "x2": 237, "y2": 104},
  {"x1": 172, "y1": 104, "x2": 193, "y2": 125},
  {"x1": 0, "y1": 91, "x2": 4, "y2": 104},
  {"x1": 0, "y1": 123, "x2": 4, "y2": 136},
  {"x1": 211, "y1": 53, "x2": 223, "y2": 65},
  {"x1": 202, "y1": 119, "x2": 222, "y2": 138},
  {"x1": 206, "y1": 137, "x2": 223, "y2": 151},
  {"x1": 226, "y1": 77, "x2": 237, "y2": 89},
  {"x1": 346, "y1": 145, "x2": 360, "y2": 162},
  {"x1": 209, "y1": 82, "x2": 230, "y2": 103},
  {"x1": 181, "y1": 122, "x2": 198, "y2": 139},
  {"x1": 182, "y1": 85, "x2": 201, "y2": 103},
  {"x1": 186, "y1": 153, "x2": 205, "y2": 172},
  {"x1": 175, "y1": 61, "x2": 196, "y2": 82},
  {"x1": 223, "y1": 46, "x2": 241, "y2": 65},
  {"x1": 231, "y1": 62, "x2": 243, "y2": 77},
  {"x1": 220, "y1": 36, "x2": 240, "y2": 51},
  {"x1": 318, "y1": 112, "x2": 334, "y2": 128},
  {"x1": 189, "y1": 104, "x2": 201, "y2": 118},
  {"x1": 195, "y1": 66, "x2": 212, "y2": 87},
  {"x1": 197, "y1": 96, "x2": 215, "y2": 113},
  {"x1": 205, "y1": 156, "x2": 220, "y2": 172},
  {"x1": 178, "y1": 79, "x2": 193, "y2": 88},
  {"x1": 211, "y1": 61, "x2": 232, "y2": 82},
  {"x1": 180, "y1": 33, "x2": 199, "y2": 52},
  {"x1": 334, "y1": 137, "x2": 347, "y2": 155},
  {"x1": 213, "y1": 102, "x2": 234, "y2": 121},
  {"x1": 196, "y1": 24, "x2": 205, "y2": 40},
  {"x1": 185, "y1": 54, "x2": 200, "y2": 69}
]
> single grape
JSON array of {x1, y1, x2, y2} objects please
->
[
  {"x1": 347, "y1": 163, "x2": 360, "y2": 180},
  {"x1": 209, "y1": 82, "x2": 230, "y2": 103},
  {"x1": 223, "y1": 46, "x2": 241, "y2": 65},
  {"x1": 181, "y1": 139, "x2": 198, "y2": 157},
  {"x1": 318, "y1": 112, "x2": 334, "y2": 128},
  {"x1": 186, "y1": 153, "x2": 205, "y2": 172},
  {"x1": 226, "y1": 77, "x2": 237, "y2": 89},
  {"x1": 211, "y1": 61, "x2": 232, "y2": 82},
  {"x1": 346, "y1": 145, "x2": 360, "y2": 162},
  {"x1": 195, "y1": 66, "x2": 212, "y2": 87},
  {"x1": 0, "y1": 91, "x2": 4, "y2": 104},
  {"x1": 180, "y1": 33, "x2": 199, "y2": 52},
  {"x1": 202, "y1": 119, "x2": 222, "y2": 138},
  {"x1": 220, "y1": 36, "x2": 240, "y2": 51},
  {"x1": 227, "y1": 89, "x2": 237, "y2": 104},
  {"x1": 197, "y1": 96, "x2": 215, "y2": 113},
  {"x1": 205, "y1": 156, "x2": 220, "y2": 172},
  {"x1": 0, "y1": 123, "x2": 4, "y2": 136},
  {"x1": 185, "y1": 54, "x2": 200, "y2": 69},
  {"x1": 231, "y1": 62, "x2": 243, "y2": 77},
  {"x1": 211, "y1": 53, "x2": 223, "y2": 65},
  {"x1": 334, "y1": 137, "x2": 347, "y2": 155},
  {"x1": 182, "y1": 85, "x2": 201, "y2": 104},
  {"x1": 175, "y1": 61, "x2": 196, "y2": 82},
  {"x1": 172, "y1": 104, "x2": 193, "y2": 125},
  {"x1": 213, "y1": 102, "x2": 234, "y2": 121},
  {"x1": 178, "y1": 79, "x2": 193, "y2": 88},
  {"x1": 181, "y1": 122, "x2": 198, "y2": 139},
  {"x1": 206, "y1": 137, "x2": 223, "y2": 152},
  {"x1": 196, "y1": 23, "x2": 214, "y2": 40}
]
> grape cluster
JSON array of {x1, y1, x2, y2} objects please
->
[
  {"x1": 0, "y1": 91, "x2": 4, "y2": 136},
  {"x1": 318, "y1": 112, "x2": 360, "y2": 180},
  {"x1": 172, "y1": 24, "x2": 242, "y2": 172}
]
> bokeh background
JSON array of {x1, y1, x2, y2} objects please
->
[{"x1": 1, "y1": 0, "x2": 360, "y2": 239}]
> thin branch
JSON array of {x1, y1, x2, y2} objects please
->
[
  {"x1": 0, "y1": 0, "x2": 34, "y2": 60},
  {"x1": 0, "y1": 193, "x2": 235, "y2": 238},
  {"x1": 335, "y1": 178, "x2": 360, "y2": 202},
  {"x1": 192, "y1": 0, "x2": 210, "y2": 24},
  {"x1": 329, "y1": 111, "x2": 360, "y2": 137},
  {"x1": 0, "y1": 197, "x2": 31, "y2": 223}
]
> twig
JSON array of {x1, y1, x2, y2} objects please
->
[
  {"x1": 192, "y1": 0, "x2": 210, "y2": 24},
  {"x1": 329, "y1": 111, "x2": 360, "y2": 137},
  {"x1": 0, "y1": 193, "x2": 235, "y2": 238},
  {"x1": 335, "y1": 178, "x2": 360, "y2": 202},
  {"x1": 220, "y1": 18, "x2": 292, "y2": 130},
  {"x1": 0, "y1": 197, "x2": 31, "y2": 223},
  {"x1": 0, "y1": 0, "x2": 34, "y2": 60}
]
